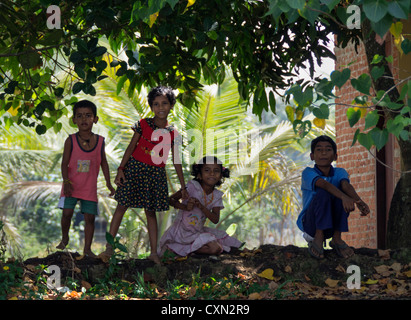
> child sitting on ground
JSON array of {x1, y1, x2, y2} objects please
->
[
  {"x1": 159, "y1": 156, "x2": 242, "y2": 257},
  {"x1": 296, "y1": 135, "x2": 370, "y2": 259}
]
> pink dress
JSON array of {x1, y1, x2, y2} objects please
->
[{"x1": 159, "y1": 180, "x2": 242, "y2": 256}]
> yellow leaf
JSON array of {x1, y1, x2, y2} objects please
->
[
  {"x1": 313, "y1": 117, "x2": 325, "y2": 129},
  {"x1": 187, "y1": 0, "x2": 196, "y2": 8},
  {"x1": 257, "y1": 268, "x2": 275, "y2": 280},
  {"x1": 389, "y1": 21, "x2": 403, "y2": 40},
  {"x1": 248, "y1": 292, "x2": 262, "y2": 300},
  {"x1": 175, "y1": 256, "x2": 188, "y2": 261},
  {"x1": 8, "y1": 106, "x2": 19, "y2": 116},
  {"x1": 8, "y1": 297, "x2": 18, "y2": 300},
  {"x1": 403, "y1": 270, "x2": 411, "y2": 278},
  {"x1": 363, "y1": 279, "x2": 378, "y2": 285},
  {"x1": 148, "y1": 12, "x2": 159, "y2": 28},
  {"x1": 324, "y1": 278, "x2": 339, "y2": 288}
]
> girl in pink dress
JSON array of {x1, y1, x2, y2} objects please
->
[{"x1": 159, "y1": 156, "x2": 242, "y2": 257}]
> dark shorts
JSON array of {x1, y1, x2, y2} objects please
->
[
  {"x1": 302, "y1": 188, "x2": 349, "y2": 239},
  {"x1": 114, "y1": 157, "x2": 169, "y2": 211}
]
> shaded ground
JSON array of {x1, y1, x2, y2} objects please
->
[{"x1": 22, "y1": 244, "x2": 411, "y2": 300}]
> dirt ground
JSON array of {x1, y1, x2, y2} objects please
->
[{"x1": 23, "y1": 244, "x2": 411, "y2": 299}]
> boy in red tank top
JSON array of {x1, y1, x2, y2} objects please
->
[{"x1": 57, "y1": 100, "x2": 115, "y2": 257}]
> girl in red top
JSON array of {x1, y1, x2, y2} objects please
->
[{"x1": 100, "y1": 86, "x2": 188, "y2": 264}]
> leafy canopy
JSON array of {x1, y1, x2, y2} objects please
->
[{"x1": 0, "y1": 0, "x2": 410, "y2": 152}]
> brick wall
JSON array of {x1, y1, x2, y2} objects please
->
[{"x1": 334, "y1": 35, "x2": 402, "y2": 249}]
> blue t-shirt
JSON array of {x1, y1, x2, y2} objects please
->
[{"x1": 296, "y1": 165, "x2": 350, "y2": 232}]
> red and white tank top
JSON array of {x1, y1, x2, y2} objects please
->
[{"x1": 60, "y1": 133, "x2": 103, "y2": 202}]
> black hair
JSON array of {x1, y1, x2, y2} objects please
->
[
  {"x1": 147, "y1": 86, "x2": 176, "y2": 107},
  {"x1": 191, "y1": 156, "x2": 230, "y2": 187},
  {"x1": 311, "y1": 135, "x2": 337, "y2": 154},
  {"x1": 73, "y1": 100, "x2": 97, "y2": 117}
]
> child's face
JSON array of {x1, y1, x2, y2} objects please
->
[
  {"x1": 151, "y1": 95, "x2": 173, "y2": 120},
  {"x1": 310, "y1": 141, "x2": 337, "y2": 166},
  {"x1": 198, "y1": 163, "x2": 222, "y2": 188},
  {"x1": 72, "y1": 107, "x2": 98, "y2": 131}
]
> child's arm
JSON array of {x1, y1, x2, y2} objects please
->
[
  {"x1": 315, "y1": 178, "x2": 356, "y2": 213},
  {"x1": 169, "y1": 191, "x2": 195, "y2": 211},
  {"x1": 192, "y1": 198, "x2": 220, "y2": 224},
  {"x1": 171, "y1": 137, "x2": 188, "y2": 199},
  {"x1": 115, "y1": 131, "x2": 141, "y2": 187},
  {"x1": 61, "y1": 137, "x2": 72, "y2": 197},
  {"x1": 340, "y1": 180, "x2": 370, "y2": 216},
  {"x1": 100, "y1": 140, "x2": 115, "y2": 196}
]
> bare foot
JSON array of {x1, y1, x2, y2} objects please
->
[
  {"x1": 98, "y1": 244, "x2": 114, "y2": 263},
  {"x1": 84, "y1": 250, "x2": 98, "y2": 258},
  {"x1": 56, "y1": 237, "x2": 69, "y2": 250},
  {"x1": 148, "y1": 253, "x2": 161, "y2": 265}
]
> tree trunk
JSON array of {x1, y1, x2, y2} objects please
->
[{"x1": 361, "y1": 20, "x2": 411, "y2": 248}]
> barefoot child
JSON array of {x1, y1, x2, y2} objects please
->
[
  {"x1": 159, "y1": 156, "x2": 242, "y2": 257},
  {"x1": 57, "y1": 100, "x2": 115, "y2": 257},
  {"x1": 100, "y1": 86, "x2": 187, "y2": 264},
  {"x1": 296, "y1": 135, "x2": 370, "y2": 259}
]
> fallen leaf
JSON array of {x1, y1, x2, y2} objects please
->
[
  {"x1": 284, "y1": 265, "x2": 292, "y2": 273},
  {"x1": 335, "y1": 265, "x2": 346, "y2": 273},
  {"x1": 187, "y1": 286, "x2": 196, "y2": 298},
  {"x1": 304, "y1": 274, "x2": 311, "y2": 282},
  {"x1": 378, "y1": 249, "x2": 390, "y2": 260},
  {"x1": 403, "y1": 270, "x2": 411, "y2": 278},
  {"x1": 257, "y1": 268, "x2": 275, "y2": 280},
  {"x1": 248, "y1": 292, "x2": 262, "y2": 300},
  {"x1": 324, "y1": 278, "x2": 340, "y2": 288},
  {"x1": 374, "y1": 264, "x2": 391, "y2": 276},
  {"x1": 81, "y1": 280, "x2": 92, "y2": 291},
  {"x1": 363, "y1": 279, "x2": 379, "y2": 285},
  {"x1": 390, "y1": 262, "x2": 402, "y2": 273},
  {"x1": 175, "y1": 256, "x2": 188, "y2": 262}
]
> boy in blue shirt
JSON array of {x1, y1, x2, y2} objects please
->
[{"x1": 296, "y1": 136, "x2": 370, "y2": 259}]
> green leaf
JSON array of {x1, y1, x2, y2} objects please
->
[
  {"x1": 387, "y1": 0, "x2": 409, "y2": 19},
  {"x1": 18, "y1": 52, "x2": 42, "y2": 69},
  {"x1": 358, "y1": 132, "x2": 373, "y2": 150},
  {"x1": 105, "y1": 232, "x2": 115, "y2": 246},
  {"x1": 313, "y1": 103, "x2": 330, "y2": 119},
  {"x1": 72, "y1": 82, "x2": 84, "y2": 94},
  {"x1": 370, "y1": 127, "x2": 388, "y2": 151},
  {"x1": 364, "y1": 110, "x2": 380, "y2": 130},
  {"x1": 346, "y1": 107, "x2": 362, "y2": 127},
  {"x1": 269, "y1": 91, "x2": 276, "y2": 114},
  {"x1": 288, "y1": 0, "x2": 306, "y2": 10},
  {"x1": 371, "y1": 66, "x2": 384, "y2": 80},
  {"x1": 35, "y1": 124, "x2": 47, "y2": 135},
  {"x1": 363, "y1": 0, "x2": 388, "y2": 22},
  {"x1": 351, "y1": 74, "x2": 371, "y2": 95},
  {"x1": 330, "y1": 68, "x2": 351, "y2": 89},
  {"x1": 401, "y1": 38, "x2": 411, "y2": 55},
  {"x1": 371, "y1": 54, "x2": 383, "y2": 65},
  {"x1": 352, "y1": 128, "x2": 360, "y2": 147}
]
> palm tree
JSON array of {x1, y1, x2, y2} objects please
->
[{"x1": 0, "y1": 51, "x2": 335, "y2": 255}]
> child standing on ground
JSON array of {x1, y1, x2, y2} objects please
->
[
  {"x1": 296, "y1": 135, "x2": 370, "y2": 259},
  {"x1": 159, "y1": 156, "x2": 242, "y2": 258},
  {"x1": 99, "y1": 86, "x2": 187, "y2": 264},
  {"x1": 57, "y1": 100, "x2": 115, "y2": 257}
]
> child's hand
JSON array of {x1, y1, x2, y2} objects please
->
[
  {"x1": 342, "y1": 195, "x2": 355, "y2": 213},
  {"x1": 356, "y1": 199, "x2": 370, "y2": 216},
  {"x1": 186, "y1": 197, "x2": 196, "y2": 211},
  {"x1": 63, "y1": 182, "x2": 72, "y2": 197},
  {"x1": 181, "y1": 188, "x2": 189, "y2": 200},
  {"x1": 107, "y1": 183, "x2": 115, "y2": 197},
  {"x1": 114, "y1": 170, "x2": 126, "y2": 187}
]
